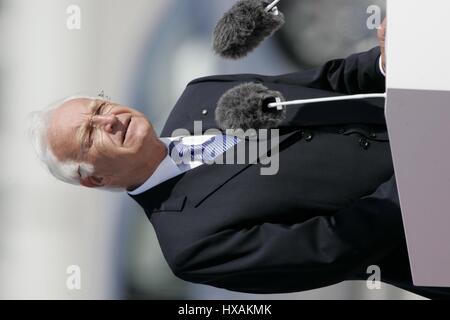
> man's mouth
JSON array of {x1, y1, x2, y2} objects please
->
[{"x1": 122, "y1": 117, "x2": 132, "y2": 145}]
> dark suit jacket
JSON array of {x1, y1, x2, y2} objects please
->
[{"x1": 130, "y1": 47, "x2": 450, "y2": 299}]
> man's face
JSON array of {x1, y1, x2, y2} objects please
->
[{"x1": 47, "y1": 98, "x2": 164, "y2": 190}]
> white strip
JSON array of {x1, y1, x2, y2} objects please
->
[
  {"x1": 265, "y1": 0, "x2": 281, "y2": 12},
  {"x1": 268, "y1": 93, "x2": 387, "y2": 108}
]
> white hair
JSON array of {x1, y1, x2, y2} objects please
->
[{"x1": 28, "y1": 94, "x2": 105, "y2": 186}]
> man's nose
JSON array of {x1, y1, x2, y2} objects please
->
[{"x1": 92, "y1": 114, "x2": 119, "y2": 133}]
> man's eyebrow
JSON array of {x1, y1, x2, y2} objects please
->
[
  {"x1": 77, "y1": 121, "x2": 90, "y2": 153},
  {"x1": 77, "y1": 100, "x2": 102, "y2": 153}
]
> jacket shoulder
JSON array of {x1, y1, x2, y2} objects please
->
[{"x1": 187, "y1": 74, "x2": 268, "y2": 85}]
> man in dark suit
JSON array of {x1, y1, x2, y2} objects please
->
[
  {"x1": 126, "y1": 46, "x2": 450, "y2": 299},
  {"x1": 30, "y1": 23, "x2": 450, "y2": 297}
]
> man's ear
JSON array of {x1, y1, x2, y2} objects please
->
[{"x1": 80, "y1": 176, "x2": 112, "y2": 188}]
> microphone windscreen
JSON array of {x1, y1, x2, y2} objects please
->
[
  {"x1": 215, "y1": 82, "x2": 286, "y2": 131},
  {"x1": 213, "y1": 0, "x2": 285, "y2": 59}
]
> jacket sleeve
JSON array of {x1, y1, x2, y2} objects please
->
[
  {"x1": 172, "y1": 175, "x2": 405, "y2": 294},
  {"x1": 273, "y1": 46, "x2": 386, "y2": 95}
]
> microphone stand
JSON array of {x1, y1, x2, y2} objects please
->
[
  {"x1": 267, "y1": 93, "x2": 387, "y2": 110},
  {"x1": 265, "y1": 0, "x2": 281, "y2": 14}
]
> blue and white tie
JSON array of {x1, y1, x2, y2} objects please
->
[{"x1": 168, "y1": 135, "x2": 239, "y2": 164}]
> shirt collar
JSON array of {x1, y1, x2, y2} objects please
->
[
  {"x1": 127, "y1": 135, "x2": 218, "y2": 196},
  {"x1": 127, "y1": 137, "x2": 183, "y2": 196}
]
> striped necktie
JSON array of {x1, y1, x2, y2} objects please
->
[{"x1": 168, "y1": 135, "x2": 239, "y2": 165}]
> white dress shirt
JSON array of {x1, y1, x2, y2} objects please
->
[{"x1": 129, "y1": 55, "x2": 386, "y2": 195}]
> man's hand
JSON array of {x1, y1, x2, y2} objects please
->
[{"x1": 377, "y1": 18, "x2": 387, "y2": 73}]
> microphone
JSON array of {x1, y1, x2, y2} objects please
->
[
  {"x1": 215, "y1": 83, "x2": 287, "y2": 131},
  {"x1": 215, "y1": 82, "x2": 386, "y2": 130},
  {"x1": 213, "y1": 0, "x2": 285, "y2": 60}
]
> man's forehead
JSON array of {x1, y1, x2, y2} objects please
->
[
  {"x1": 62, "y1": 97, "x2": 97, "y2": 118},
  {"x1": 47, "y1": 98, "x2": 96, "y2": 160}
]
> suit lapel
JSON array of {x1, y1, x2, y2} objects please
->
[{"x1": 175, "y1": 129, "x2": 301, "y2": 207}]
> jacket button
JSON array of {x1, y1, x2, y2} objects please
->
[
  {"x1": 304, "y1": 132, "x2": 314, "y2": 142},
  {"x1": 359, "y1": 138, "x2": 370, "y2": 150},
  {"x1": 202, "y1": 109, "x2": 208, "y2": 115},
  {"x1": 370, "y1": 132, "x2": 377, "y2": 138}
]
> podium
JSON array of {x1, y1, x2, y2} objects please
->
[{"x1": 385, "y1": 0, "x2": 450, "y2": 287}]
